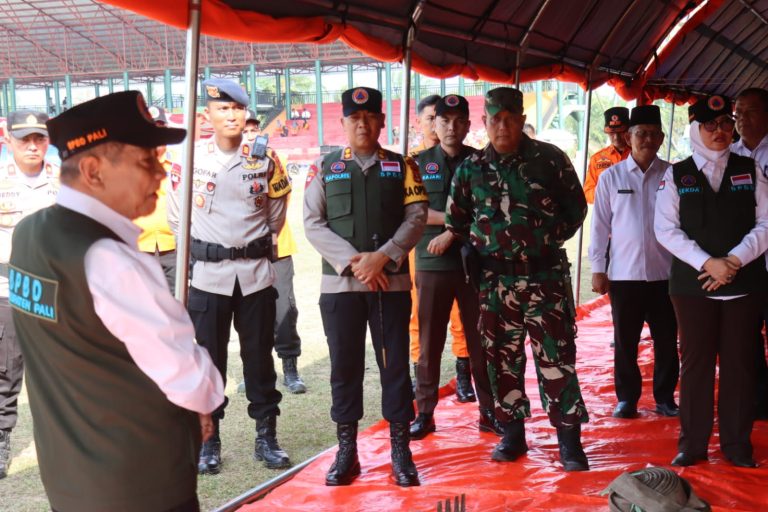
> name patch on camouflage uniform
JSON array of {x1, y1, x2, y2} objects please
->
[{"x1": 8, "y1": 266, "x2": 58, "y2": 322}]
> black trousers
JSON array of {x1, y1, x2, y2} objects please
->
[
  {"x1": 53, "y1": 495, "x2": 199, "y2": 512},
  {"x1": 415, "y1": 270, "x2": 492, "y2": 414},
  {"x1": 671, "y1": 293, "x2": 762, "y2": 459},
  {"x1": 273, "y1": 256, "x2": 302, "y2": 359},
  {"x1": 608, "y1": 280, "x2": 679, "y2": 405},
  {"x1": 0, "y1": 298, "x2": 23, "y2": 430},
  {"x1": 755, "y1": 300, "x2": 768, "y2": 415},
  {"x1": 319, "y1": 291, "x2": 414, "y2": 424},
  {"x1": 188, "y1": 281, "x2": 281, "y2": 421}
]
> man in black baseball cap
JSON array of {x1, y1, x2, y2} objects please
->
[
  {"x1": 9, "y1": 90, "x2": 224, "y2": 511},
  {"x1": 584, "y1": 106, "x2": 631, "y2": 204}
]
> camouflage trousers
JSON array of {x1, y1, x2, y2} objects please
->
[{"x1": 478, "y1": 270, "x2": 588, "y2": 427}]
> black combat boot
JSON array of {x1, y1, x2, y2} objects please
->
[
  {"x1": 197, "y1": 420, "x2": 221, "y2": 475},
  {"x1": 556, "y1": 424, "x2": 589, "y2": 471},
  {"x1": 478, "y1": 407, "x2": 504, "y2": 436},
  {"x1": 491, "y1": 419, "x2": 528, "y2": 462},
  {"x1": 0, "y1": 429, "x2": 11, "y2": 479},
  {"x1": 282, "y1": 357, "x2": 307, "y2": 394},
  {"x1": 409, "y1": 412, "x2": 436, "y2": 440},
  {"x1": 325, "y1": 422, "x2": 360, "y2": 486},
  {"x1": 254, "y1": 416, "x2": 291, "y2": 469},
  {"x1": 455, "y1": 357, "x2": 476, "y2": 403},
  {"x1": 390, "y1": 422, "x2": 420, "y2": 487}
]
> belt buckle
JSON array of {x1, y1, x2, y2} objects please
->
[{"x1": 230, "y1": 246, "x2": 246, "y2": 260}]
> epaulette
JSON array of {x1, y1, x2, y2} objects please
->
[{"x1": 342, "y1": 147, "x2": 353, "y2": 161}]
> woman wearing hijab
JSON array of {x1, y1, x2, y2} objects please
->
[{"x1": 655, "y1": 94, "x2": 768, "y2": 468}]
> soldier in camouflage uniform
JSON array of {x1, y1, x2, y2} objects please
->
[{"x1": 445, "y1": 87, "x2": 590, "y2": 472}]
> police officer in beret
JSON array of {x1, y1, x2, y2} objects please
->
[
  {"x1": 0, "y1": 109, "x2": 59, "y2": 479},
  {"x1": 9, "y1": 91, "x2": 224, "y2": 511},
  {"x1": 446, "y1": 87, "x2": 589, "y2": 472},
  {"x1": 583, "y1": 107, "x2": 631, "y2": 204},
  {"x1": 304, "y1": 86, "x2": 428, "y2": 487},
  {"x1": 655, "y1": 95, "x2": 768, "y2": 468},
  {"x1": 184, "y1": 78, "x2": 292, "y2": 474},
  {"x1": 589, "y1": 105, "x2": 679, "y2": 420},
  {"x1": 409, "y1": 94, "x2": 499, "y2": 440}
]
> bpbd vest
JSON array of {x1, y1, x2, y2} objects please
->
[
  {"x1": 669, "y1": 154, "x2": 767, "y2": 296},
  {"x1": 321, "y1": 148, "x2": 408, "y2": 275}
]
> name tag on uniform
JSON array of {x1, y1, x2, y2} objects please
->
[
  {"x1": 617, "y1": 189, "x2": 634, "y2": 194},
  {"x1": 8, "y1": 266, "x2": 58, "y2": 322}
]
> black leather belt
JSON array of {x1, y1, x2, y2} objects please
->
[
  {"x1": 191, "y1": 236, "x2": 272, "y2": 262},
  {"x1": 481, "y1": 254, "x2": 561, "y2": 276}
]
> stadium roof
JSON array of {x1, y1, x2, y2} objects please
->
[{"x1": 0, "y1": 0, "x2": 371, "y2": 87}]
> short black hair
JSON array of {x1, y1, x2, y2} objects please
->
[
  {"x1": 417, "y1": 95, "x2": 441, "y2": 115},
  {"x1": 736, "y1": 88, "x2": 768, "y2": 111}
]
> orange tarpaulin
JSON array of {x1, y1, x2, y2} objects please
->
[{"x1": 240, "y1": 296, "x2": 768, "y2": 511}]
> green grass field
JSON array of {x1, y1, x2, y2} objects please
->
[{"x1": 0, "y1": 172, "x2": 598, "y2": 511}]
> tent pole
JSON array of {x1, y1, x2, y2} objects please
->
[
  {"x1": 174, "y1": 0, "x2": 202, "y2": 305},
  {"x1": 399, "y1": 1, "x2": 425, "y2": 155},
  {"x1": 666, "y1": 103, "x2": 675, "y2": 161},
  {"x1": 574, "y1": 82, "x2": 593, "y2": 306}
]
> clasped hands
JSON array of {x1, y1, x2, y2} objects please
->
[
  {"x1": 350, "y1": 251, "x2": 391, "y2": 291},
  {"x1": 698, "y1": 255, "x2": 741, "y2": 292}
]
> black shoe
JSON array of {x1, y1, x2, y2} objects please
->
[
  {"x1": 455, "y1": 357, "x2": 476, "y2": 403},
  {"x1": 254, "y1": 416, "x2": 292, "y2": 469},
  {"x1": 282, "y1": 357, "x2": 307, "y2": 394},
  {"x1": 726, "y1": 454, "x2": 758, "y2": 468},
  {"x1": 390, "y1": 422, "x2": 420, "y2": 487},
  {"x1": 612, "y1": 401, "x2": 638, "y2": 419},
  {"x1": 491, "y1": 419, "x2": 528, "y2": 462},
  {"x1": 198, "y1": 433, "x2": 222, "y2": 475},
  {"x1": 655, "y1": 402, "x2": 679, "y2": 417},
  {"x1": 671, "y1": 452, "x2": 707, "y2": 467},
  {"x1": 326, "y1": 422, "x2": 361, "y2": 486},
  {"x1": 0, "y1": 429, "x2": 10, "y2": 479},
  {"x1": 478, "y1": 407, "x2": 504, "y2": 436},
  {"x1": 409, "y1": 413, "x2": 436, "y2": 440},
  {"x1": 556, "y1": 424, "x2": 589, "y2": 472}
]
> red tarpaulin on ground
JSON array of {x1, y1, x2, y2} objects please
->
[{"x1": 240, "y1": 296, "x2": 768, "y2": 511}]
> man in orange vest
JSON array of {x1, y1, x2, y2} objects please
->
[
  {"x1": 583, "y1": 107, "x2": 630, "y2": 204},
  {"x1": 134, "y1": 106, "x2": 180, "y2": 293},
  {"x1": 408, "y1": 95, "x2": 475, "y2": 402}
]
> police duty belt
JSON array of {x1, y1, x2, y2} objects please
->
[{"x1": 191, "y1": 236, "x2": 272, "y2": 262}]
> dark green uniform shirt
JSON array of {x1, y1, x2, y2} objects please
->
[{"x1": 446, "y1": 136, "x2": 587, "y2": 265}]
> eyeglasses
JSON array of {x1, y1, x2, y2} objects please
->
[{"x1": 701, "y1": 117, "x2": 735, "y2": 132}]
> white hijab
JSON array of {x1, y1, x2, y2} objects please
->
[{"x1": 689, "y1": 120, "x2": 730, "y2": 167}]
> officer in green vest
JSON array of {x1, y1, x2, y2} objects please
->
[
  {"x1": 409, "y1": 94, "x2": 499, "y2": 440},
  {"x1": 304, "y1": 86, "x2": 428, "y2": 487},
  {"x1": 8, "y1": 91, "x2": 224, "y2": 512},
  {"x1": 655, "y1": 94, "x2": 768, "y2": 468},
  {"x1": 446, "y1": 87, "x2": 590, "y2": 472}
]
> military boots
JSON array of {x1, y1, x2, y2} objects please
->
[
  {"x1": 0, "y1": 429, "x2": 11, "y2": 479},
  {"x1": 455, "y1": 357, "x2": 476, "y2": 402},
  {"x1": 254, "y1": 416, "x2": 291, "y2": 469},
  {"x1": 197, "y1": 420, "x2": 221, "y2": 475},
  {"x1": 282, "y1": 357, "x2": 307, "y2": 394},
  {"x1": 479, "y1": 407, "x2": 504, "y2": 436},
  {"x1": 491, "y1": 419, "x2": 528, "y2": 462},
  {"x1": 556, "y1": 424, "x2": 589, "y2": 471},
  {"x1": 390, "y1": 422, "x2": 420, "y2": 487},
  {"x1": 325, "y1": 422, "x2": 360, "y2": 486}
]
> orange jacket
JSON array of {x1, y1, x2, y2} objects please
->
[{"x1": 583, "y1": 145, "x2": 630, "y2": 204}]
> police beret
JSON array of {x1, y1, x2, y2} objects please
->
[
  {"x1": 629, "y1": 105, "x2": 661, "y2": 127},
  {"x1": 46, "y1": 91, "x2": 186, "y2": 161},
  {"x1": 8, "y1": 110, "x2": 49, "y2": 138},
  {"x1": 603, "y1": 107, "x2": 629, "y2": 133},
  {"x1": 435, "y1": 94, "x2": 469, "y2": 117},
  {"x1": 688, "y1": 95, "x2": 732, "y2": 124},
  {"x1": 148, "y1": 105, "x2": 168, "y2": 125},
  {"x1": 203, "y1": 78, "x2": 250, "y2": 106},
  {"x1": 341, "y1": 87, "x2": 382, "y2": 116},
  {"x1": 485, "y1": 88, "x2": 523, "y2": 117}
]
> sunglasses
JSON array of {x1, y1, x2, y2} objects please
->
[{"x1": 701, "y1": 117, "x2": 735, "y2": 133}]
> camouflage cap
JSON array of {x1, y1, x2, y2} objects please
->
[{"x1": 484, "y1": 87, "x2": 524, "y2": 117}]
